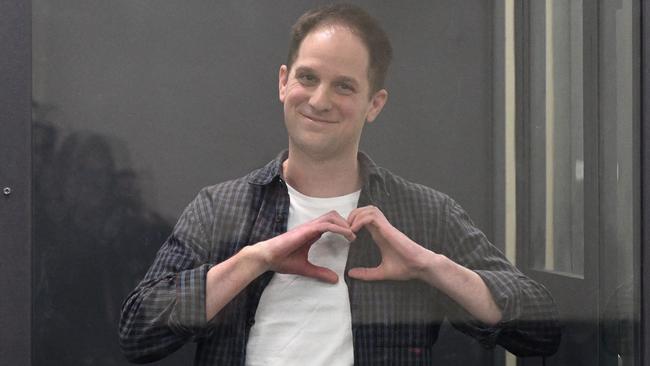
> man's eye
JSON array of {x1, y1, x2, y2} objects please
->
[
  {"x1": 298, "y1": 74, "x2": 317, "y2": 84},
  {"x1": 337, "y1": 83, "x2": 355, "y2": 93}
]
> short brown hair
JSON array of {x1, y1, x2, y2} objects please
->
[{"x1": 286, "y1": 3, "x2": 393, "y2": 94}]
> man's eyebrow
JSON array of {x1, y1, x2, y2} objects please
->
[
  {"x1": 293, "y1": 66, "x2": 360, "y2": 86},
  {"x1": 335, "y1": 76, "x2": 360, "y2": 86},
  {"x1": 294, "y1": 66, "x2": 316, "y2": 74}
]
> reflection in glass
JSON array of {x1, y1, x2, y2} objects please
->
[
  {"x1": 529, "y1": 0, "x2": 584, "y2": 276},
  {"x1": 32, "y1": 103, "x2": 174, "y2": 365},
  {"x1": 599, "y1": 0, "x2": 637, "y2": 364}
]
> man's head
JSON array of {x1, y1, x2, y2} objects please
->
[
  {"x1": 286, "y1": 3, "x2": 392, "y2": 95},
  {"x1": 279, "y1": 4, "x2": 391, "y2": 161}
]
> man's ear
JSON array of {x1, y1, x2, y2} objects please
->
[
  {"x1": 279, "y1": 65, "x2": 289, "y2": 103},
  {"x1": 366, "y1": 89, "x2": 388, "y2": 123}
]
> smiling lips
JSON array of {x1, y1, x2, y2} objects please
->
[{"x1": 299, "y1": 112, "x2": 337, "y2": 124}]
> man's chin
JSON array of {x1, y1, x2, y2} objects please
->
[{"x1": 288, "y1": 139, "x2": 345, "y2": 161}]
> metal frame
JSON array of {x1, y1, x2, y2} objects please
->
[
  {"x1": 514, "y1": 1, "x2": 645, "y2": 366},
  {"x1": 492, "y1": 1, "x2": 507, "y2": 364},
  {"x1": 0, "y1": 0, "x2": 32, "y2": 364},
  {"x1": 641, "y1": 1, "x2": 650, "y2": 364},
  {"x1": 514, "y1": 0, "x2": 601, "y2": 365}
]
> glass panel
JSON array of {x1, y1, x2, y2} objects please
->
[
  {"x1": 31, "y1": 3, "x2": 192, "y2": 360},
  {"x1": 599, "y1": 0, "x2": 638, "y2": 364},
  {"x1": 31, "y1": 2, "x2": 498, "y2": 365},
  {"x1": 529, "y1": 0, "x2": 584, "y2": 276}
]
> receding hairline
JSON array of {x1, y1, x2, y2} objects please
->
[
  {"x1": 287, "y1": 22, "x2": 376, "y2": 97},
  {"x1": 288, "y1": 21, "x2": 367, "y2": 64},
  {"x1": 285, "y1": 4, "x2": 393, "y2": 94}
]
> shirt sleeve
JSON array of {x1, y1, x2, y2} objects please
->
[
  {"x1": 438, "y1": 197, "x2": 561, "y2": 357},
  {"x1": 118, "y1": 191, "x2": 214, "y2": 363}
]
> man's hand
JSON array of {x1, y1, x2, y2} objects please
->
[
  {"x1": 256, "y1": 210, "x2": 356, "y2": 284},
  {"x1": 347, "y1": 205, "x2": 433, "y2": 282},
  {"x1": 206, "y1": 210, "x2": 355, "y2": 321},
  {"x1": 347, "y1": 205, "x2": 503, "y2": 325}
]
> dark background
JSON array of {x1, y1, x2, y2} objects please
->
[{"x1": 8, "y1": 1, "x2": 499, "y2": 365}]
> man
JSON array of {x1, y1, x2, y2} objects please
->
[{"x1": 120, "y1": 4, "x2": 560, "y2": 365}]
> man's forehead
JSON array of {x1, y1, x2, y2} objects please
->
[
  {"x1": 292, "y1": 25, "x2": 370, "y2": 80},
  {"x1": 303, "y1": 23, "x2": 362, "y2": 48}
]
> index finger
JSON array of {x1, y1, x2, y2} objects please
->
[
  {"x1": 347, "y1": 205, "x2": 378, "y2": 228},
  {"x1": 311, "y1": 221, "x2": 356, "y2": 242},
  {"x1": 314, "y1": 210, "x2": 350, "y2": 228}
]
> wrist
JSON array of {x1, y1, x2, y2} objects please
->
[
  {"x1": 417, "y1": 251, "x2": 451, "y2": 287},
  {"x1": 238, "y1": 244, "x2": 271, "y2": 276}
]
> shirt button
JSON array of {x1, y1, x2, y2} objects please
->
[
  {"x1": 247, "y1": 318, "x2": 256, "y2": 327},
  {"x1": 275, "y1": 215, "x2": 283, "y2": 223}
]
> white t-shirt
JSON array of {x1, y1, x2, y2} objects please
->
[{"x1": 245, "y1": 183, "x2": 361, "y2": 366}]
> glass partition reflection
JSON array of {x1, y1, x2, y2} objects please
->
[
  {"x1": 517, "y1": 0, "x2": 638, "y2": 365},
  {"x1": 31, "y1": 2, "x2": 499, "y2": 365},
  {"x1": 599, "y1": 0, "x2": 638, "y2": 364},
  {"x1": 29, "y1": 1, "x2": 640, "y2": 365},
  {"x1": 32, "y1": 109, "x2": 179, "y2": 364},
  {"x1": 528, "y1": 0, "x2": 585, "y2": 277}
]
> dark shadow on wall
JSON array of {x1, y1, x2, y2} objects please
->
[{"x1": 31, "y1": 102, "x2": 194, "y2": 365}]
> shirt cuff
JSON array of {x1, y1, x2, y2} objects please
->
[
  {"x1": 169, "y1": 263, "x2": 213, "y2": 339},
  {"x1": 463, "y1": 270, "x2": 524, "y2": 348},
  {"x1": 474, "y1": 270, "x2": 523, "y2": 322}
]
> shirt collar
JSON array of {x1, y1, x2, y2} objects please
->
[
  {"x1": 246, "y1": 150, "x2": 288, "y2": 186},
  {"x1": 246, "y1": 150, "x2": 388, "y2": 197}
]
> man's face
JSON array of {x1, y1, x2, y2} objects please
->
[{"x1": 279, "y1": 25, "x2": 387, "y2": 160}]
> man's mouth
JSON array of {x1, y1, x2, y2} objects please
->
[{"x1": 299, "y1": 112, "x2": 336, "y2": 124}]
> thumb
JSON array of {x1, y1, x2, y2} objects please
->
[
  {"x1": 348, "y1": 267, "x2": 384, "y2": 281},
  {"x1": 300, "y1": 263, "x2": 339, "y2": 284}
]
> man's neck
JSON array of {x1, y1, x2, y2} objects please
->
[{"x1": 282, "y1": 148, "x2": 362, "y2": 198}]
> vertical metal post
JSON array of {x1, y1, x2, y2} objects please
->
[
  {"x1": 0, "y1": 0, "x2": 32, "y2": 364},
  {"x1": 641, "y1": 1, "x2": 650, "y2": 364}
]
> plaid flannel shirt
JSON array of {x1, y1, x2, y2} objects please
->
[{"x1": 119, "y1": 151, "x2": 560, "y2": 365}]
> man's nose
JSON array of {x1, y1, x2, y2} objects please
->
[{"x1": 308, "y1": 85, "x2": 332, "y2": 112}]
